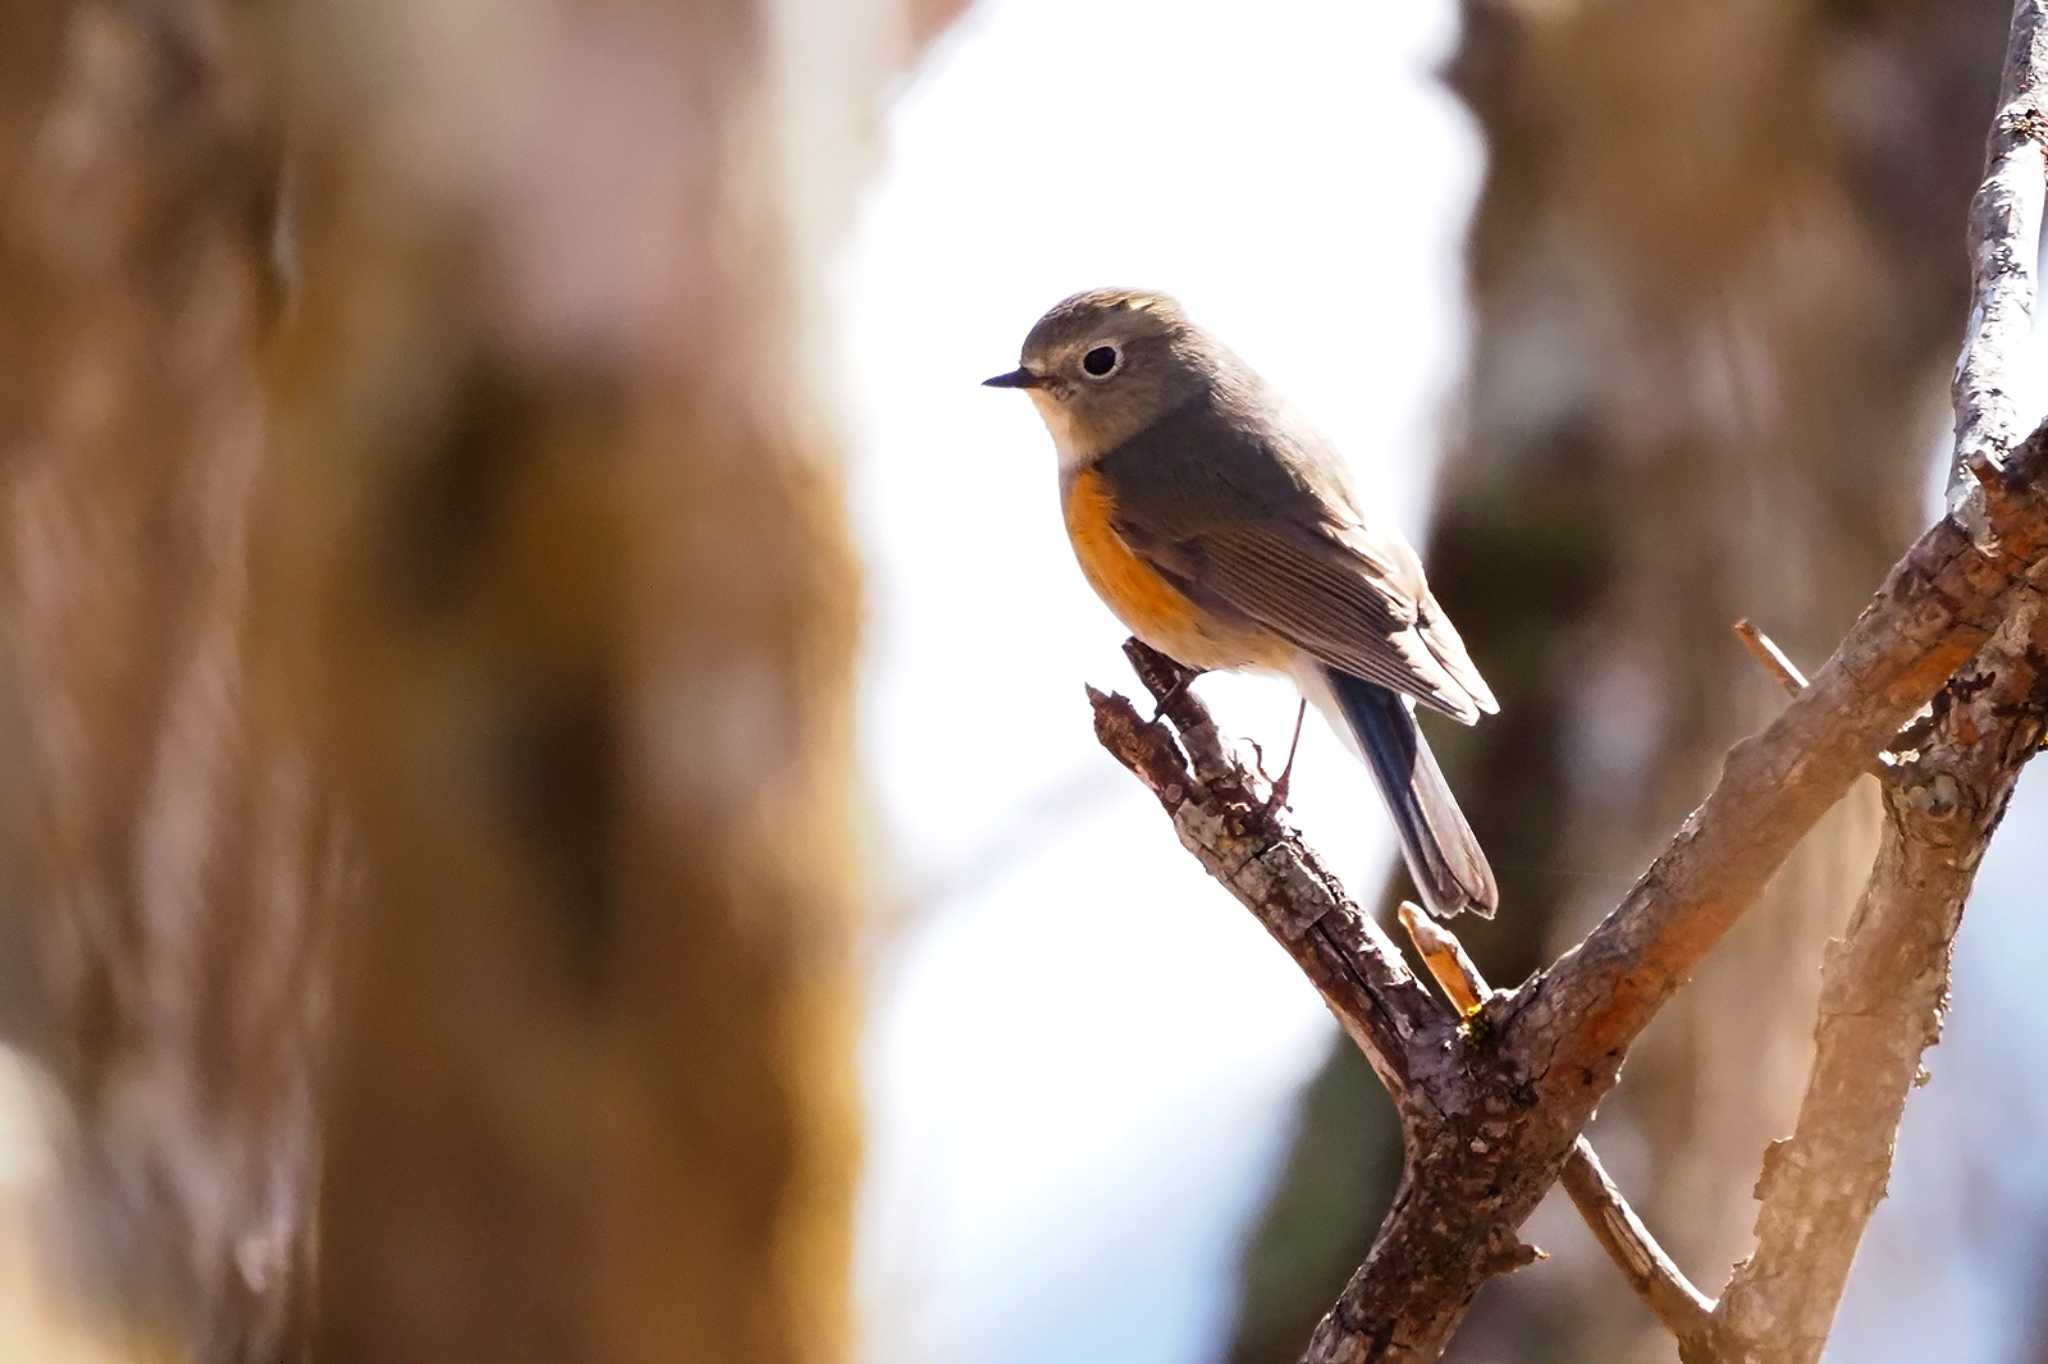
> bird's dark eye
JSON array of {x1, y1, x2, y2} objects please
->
[{"x1": 1082, "y1": 345, "x2": 1120, "y2": 379}]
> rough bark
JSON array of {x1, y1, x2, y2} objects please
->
[
  {"x1": 1952, "y1": 0, "x2": 2048, "y2": 509},
  {"x1": 1400, "y1": 903, "x2": 1718, "y2": 1350}
]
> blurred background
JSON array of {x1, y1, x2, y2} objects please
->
[{"x1": 1, "y1": 0, "x2": 2046, "y2": 1361}]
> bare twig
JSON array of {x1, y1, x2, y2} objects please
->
[
  {"x1": 1561, "y1": 1143, "x2": 1718, "y2": 1348},
  {"x1": 1951, "y1": 0, "x2": 2048, "y2": 511},
  {"x1": 1396, "y1": 902, "x2": 1486, "y2": 1017},
  {"x1": 1089, "y1": 666, "x2": 1445, "y2": 1104},
  {"x1": 1733, "y1": 619, "x2": 1903, "y2": 779},
  {"x1": 1732, "y1": 619, "x2": 1809, "y2": 697}
]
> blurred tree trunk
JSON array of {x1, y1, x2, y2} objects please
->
[
  {"x1": 269, "y1": 1, "x2": 891, "y2": 1355},
  {"x1": 0, "y1": 7, "x2": 318, "y2": 1357},
  {"x1": 1227, "y1": 3, "x2": 2007, "y2": 1361},
  {"x1": 0, "y1": 1, "x2": 959, "y2": 1360}
]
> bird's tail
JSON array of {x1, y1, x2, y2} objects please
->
[{"x1": 1312, "y1": 666, "x2": 1497, "y2": 920}]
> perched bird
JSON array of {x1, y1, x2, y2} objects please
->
[{"x1": 986, "y1": 288, "x2": 1499, "y2": 918}]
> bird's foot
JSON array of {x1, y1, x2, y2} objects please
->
[{"x1": 1259, "y1": 698, "x2": 1308, "y2": 817}]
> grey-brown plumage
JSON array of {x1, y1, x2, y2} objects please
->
[
  {"x1": 989, "y1": 287, "x2": 1499, "y2": 917},
  {"x1": 1093, "y1": 386, "x2": 1497, "y2": 724}
]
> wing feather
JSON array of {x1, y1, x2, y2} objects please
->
[
  {"x1": 1085, "y1": 383, "x2": 1497, "y2": 722},
  {"x1": 1124, "y1": 520, "x2": 1495, "y2": 723}
]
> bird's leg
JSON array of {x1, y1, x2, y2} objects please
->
[{"x1": 1263, "y1": 698, "x2": 1308, "y2": 813}]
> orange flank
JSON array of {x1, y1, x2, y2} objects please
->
[{"x1": 1061, "y1": 466, "x2": 1280, "y2": 671}]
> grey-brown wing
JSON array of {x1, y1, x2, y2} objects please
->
[
  {"x1": 1092, "y1": 379, "x2": 1497, "y2": 722},
  {"x1": 1121, "y1": 518, "x2": 1496, "y2": 723},
  {"x1": 1407, "y1": 585, "x2": 1497, "y2": 719}
]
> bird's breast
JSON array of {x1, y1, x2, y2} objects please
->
[{"x1": 1061, "y1": 466, "x2": 1280, "y2": 671}]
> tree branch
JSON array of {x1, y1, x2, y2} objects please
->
[
  {"x1": 1503, "y1": 449, "x2": 2048, "y2": 1098},
  {"x1": 1088, "y1": 651, "x2": 1447, "y2": 1110},
  {"x1": 1396, "y1": 903, "x2": 1487, "y2": 1018},
  {"x1": 1732, "y1": 619, "x2": 1810, "y2": 697},
  {"x1": 1094, "y1": 434, "x2": 2048, "y2": 1359},
  {"x1": 1287, "y1": 433, "x2": 2048, "y2": 1360},
  {"x1": 1697, "y1": 9, "x2": 2048, "y2": 1355},
  {"x1": 1398, "y1": 904, "x2": 1717, "y2": 1348},
  {"x1": 1087, "y1": 7, "x2": 2048, "y2": 1358},
  {"x1": 1704, "y1": 589, "x2": 2048, "y2": 1364},
  {"x1": 1952, "y1": 0, "x2": 2048, "y2": 508},
  {"x1": 1090, "y1": 654, "x2": 1544, "y2": 1359},
  {"x1": 1560, "y1": 1141, "x2": 1717, "y2": 1349}
]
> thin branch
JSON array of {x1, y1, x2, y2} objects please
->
[
  {"x1": 1088, "y1": 660, "x2": 1446, "y2": 1106},
  {"x1": 1092, "y1": 651, "x2": 1544, "y2": 1359},
  {"x1": 1396, "y1": 902, "x2": 1486, "y2": 1018},
  {"x1": 1732, "y1": 619, "x2": 1809, "y2": 697},
  {"x1": 1732, "y1": 620, "x2": 1902, "y2": 778},
  {"x1": 1560, "y1": 1142, "x2": 1717, "y2": 1348}
]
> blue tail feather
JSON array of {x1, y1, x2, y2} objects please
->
[{"x1": 1325, "y1": 668, "x2": 1497, "y2": 919}]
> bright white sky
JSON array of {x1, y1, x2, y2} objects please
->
[{"x1": 838, "y1": 6, "x2": 1478, "y2": 1362}]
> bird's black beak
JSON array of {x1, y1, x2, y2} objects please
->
[{"x1": 981, "y1": 367, "x2": 1043, "y2": 390}]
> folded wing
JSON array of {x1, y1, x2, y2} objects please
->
[{"x1": 1119, "y1": 518, "x2": 1497, "y2": 725}]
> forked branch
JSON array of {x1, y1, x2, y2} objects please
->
[{"x1": 1397, "y1": 903, "x2": 1717, "y2": 1348}]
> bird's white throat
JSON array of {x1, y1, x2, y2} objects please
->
[{"x1": 1028, "y1": 390, "x2": 1101, "y2": 473}]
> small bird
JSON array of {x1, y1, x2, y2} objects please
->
[{"x1": 986, "y1": 288, "x2": 1499, "y2": 918}]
